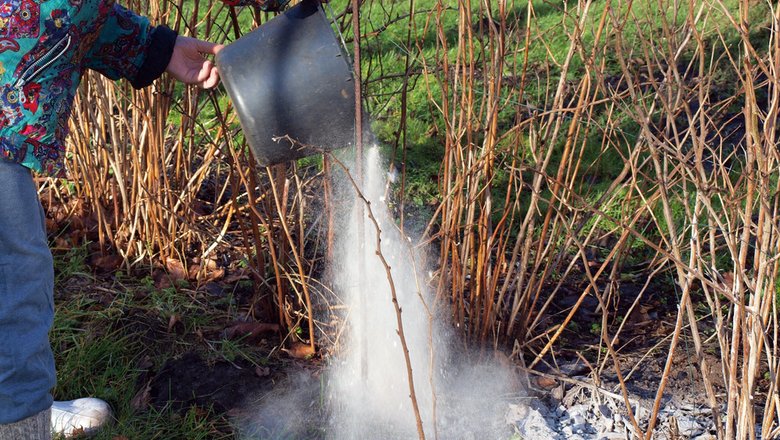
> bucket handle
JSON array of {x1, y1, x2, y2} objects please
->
[{"x1": 323, "y1": 1, "x2": 352, "y2": 64}]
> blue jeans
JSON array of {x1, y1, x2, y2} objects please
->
[{"x1": 0, "y1": 160, "x2": 56, "y2": 424}]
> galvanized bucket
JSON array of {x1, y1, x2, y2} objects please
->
[{"x1": 216, "y1": 0, "x2": 356, "y2": 166}]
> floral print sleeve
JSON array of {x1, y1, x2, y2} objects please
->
[
  {"x1": 81, "y1": 4, "x2": 178, "y2": 89},
  {"x1": 0, "y1": 0, "x2": 178, "y2": 176},
  {"x1": 1, "y1": 0, "x2": 288, "y2": 177}
]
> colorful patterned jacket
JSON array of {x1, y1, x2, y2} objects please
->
[
  {"x1": 0, "y1": 0, "x2": 180, "y2": 176},
  {"x1": 0, "y1": 0, "x2": 287, "y2": 177}
]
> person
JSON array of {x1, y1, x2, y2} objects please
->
[{"x1": 0, "y1": 0, "x2": 287, "y2": 437}]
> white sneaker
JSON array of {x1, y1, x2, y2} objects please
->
[{"x1": 51, "y1": 398, "x2": 112, "y2": 437}]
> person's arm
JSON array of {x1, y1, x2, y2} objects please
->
[
  {"x1": 83, "y1": 4, "x2": 176, "y2": 89},
  {"x1": 84, "y1": 4, "x2": 222, "y2": 89}
]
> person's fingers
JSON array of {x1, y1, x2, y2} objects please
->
[
  {"x1": 195, "y1": 39, "x2": 223, "y2": 56},
  {"x1": 201, "y1": 66, "x2": 220, "y2": 89},
  {"x1": 196, "y1": 59, "x2": 214, "y2": 83},
  {"x1": 165, "y1": 36, "x2": 223, "y2": 86}
]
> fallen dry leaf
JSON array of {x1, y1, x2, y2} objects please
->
[
  {"x1": 223, "y1": 322, "x2": 279, "y2": 342},
  {"x1": 202, "y1": 267, "x2": 225, "y2": 283},
  {"x1": 90, "y1": 254, "x2": 123, "y2": 272},
  {"x1": 535, "y1": 376, "x2": 558, "y2": 390},
  {"x1": 152, "y1": 270, "x2": 173, "y2": 290},
  {"x1": 136, "y1": 355, "x2": 153, "y2": 371},
  {"x1": 167, "y1": 314, "x2": 182, "y2": 333},
  {"x1": 223, "y1": 268, "x2": 251, "y2": 284},
  {"x1": 626, "y1": 303, "x2": 652, "y2": 328},
  {"x1": 552, "y1": 383, "x2": 565, "y2": 401},
  {"x1": 283, "y1": 342, "x2": 316, "y2": 359},
  {"x1": 165, "y1": 258, "x2": 188, "y2": 283},
  {"x1": 188, "y1": 259, "x2": 225, "y2": 283},
  {"x1": 53, "y1": 236, "x2": 70, "y2": 249},
  {"x1": 130, "y1": 381, "x2": 151, "y2": 412},
  {"x1": 45, "y1": 218, "x2": 59, "y2": 234}
]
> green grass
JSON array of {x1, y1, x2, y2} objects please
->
[
  {"x1": 49, "y1": 248, "x2": 269, "y2": 439},
  {"x1": 53, "y1": 242, "x2": 91, "y2": 282},
  {"x1": 353, "y1": 0, "x2": 771, "y2": 220}
]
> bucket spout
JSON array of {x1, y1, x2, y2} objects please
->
[{"x1": 216, "y1": 0, "x2": 359, "y2": 166}]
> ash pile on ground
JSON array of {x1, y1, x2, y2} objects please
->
[
  {"x1": 231, "y1": 359, "x2": 727, "y2": 440},
  {"x1": 508, "y1": 396, "x2": 719, "y2": 440},
  {"x1": 508, "y1": 357, "x2": 726, "y2": 440}
]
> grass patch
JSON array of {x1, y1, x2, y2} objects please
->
[{"x1": 50, "y1": 251, "x2": 274, "y2": 438}]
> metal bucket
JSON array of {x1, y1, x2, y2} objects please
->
[{"x1": 215, "y1": 0, "x2": 356, "y2": 166}]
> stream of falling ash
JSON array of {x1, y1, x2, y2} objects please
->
[{"x1": 327, "y1": 146, "x2": 518, "y2": 440}]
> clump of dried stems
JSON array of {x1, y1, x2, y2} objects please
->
[
  {"x1": 418, "y1": 0, "x2": 780, "y2": 438},
  {"x1": 52, "y1": 0, "x2": 780, "y2": 437},
  {"x1": 53, "y1": 0, "x2": 320, "y2": 348}
]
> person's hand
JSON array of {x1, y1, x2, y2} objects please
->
[{"x1": 165, "y1": 36, "x2": 224, "y2": 89}]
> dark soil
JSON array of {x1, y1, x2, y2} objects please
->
[{"x1": 147, "y1": 351, "x2": 277, "y2": 413}]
